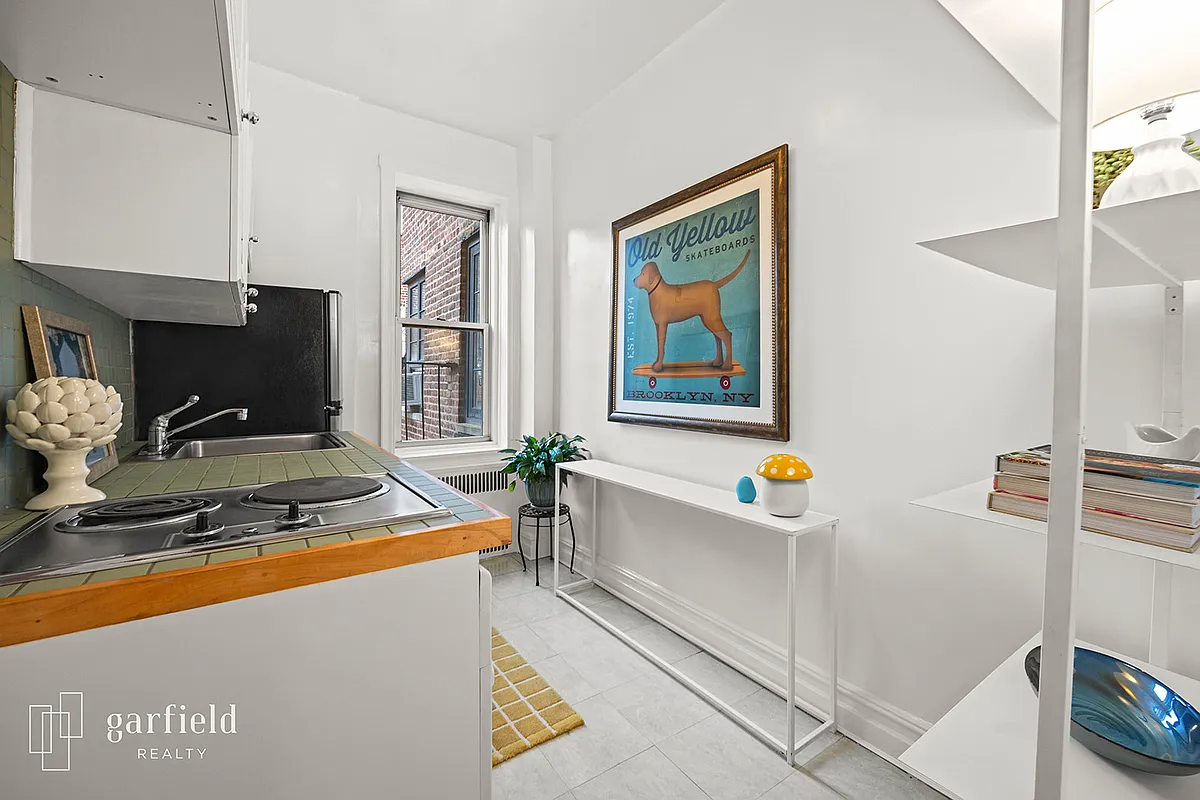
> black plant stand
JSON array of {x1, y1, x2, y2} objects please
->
[{"x1": 516, "y1": 503, "x2": 576, "y2": 587}]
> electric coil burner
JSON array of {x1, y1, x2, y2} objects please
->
[
  {"x1": 0, "y1": 471, "x2": 453, "y2": 585},
  {"x1": 61, "y1": 497, "x2": 221, "y2": 532},
  {"x1": 245, "y1": 476, "x2": 388, "y2": 508}
]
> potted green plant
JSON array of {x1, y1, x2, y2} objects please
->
[{"x1": 500, "y1": 433, "x2": 588, "y2": 507}]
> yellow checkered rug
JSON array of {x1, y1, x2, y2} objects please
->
[{"x1": 491, "y1": 628, "x2": 585, "y2": 765}]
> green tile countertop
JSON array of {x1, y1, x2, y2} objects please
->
[
  {"x1": 0, "y1": 432, "x2": 498, "y2": 596},
  {"x1": 98, "y1": 433, "x2": 405, "y2": 496}
]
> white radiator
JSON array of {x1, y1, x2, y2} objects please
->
[{"x1": 432, "y1": 466, "x2": 519, "y2": 557}]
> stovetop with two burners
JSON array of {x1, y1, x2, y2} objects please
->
[{"x1": 0, "y1": 473, "x2": 452, "y2": 584}]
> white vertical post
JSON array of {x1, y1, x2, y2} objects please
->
[
  {"x1": 1149, "y1": 561, "x2": 1174, "y2": 667},
  {"x1": 1035, "y1": 1, "x2": 1094, "y2": 798},
  {"x1": 1163, "y1": 285, "x2": 1185, "y2": 436},
  {"x1": 378, "y1": 155, "x2": 397, "y2": 450}
]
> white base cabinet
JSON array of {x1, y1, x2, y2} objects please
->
[{"x1": 0, "y1": 553, "x2": 489, "y2": 799}]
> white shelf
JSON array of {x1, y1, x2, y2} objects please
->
[
  {"x1": 911, "y1": 479, "x2": 1200, "y2": 572},
  {"x1": 901, "y1": 632, "x2": 1200, "y2": 800},
  {"x1": 919, "y1": 189, "x2": 1200, "y2": 289},
  {"x1": 561, "y1": 459, "x2": 837, "y2": 536}
]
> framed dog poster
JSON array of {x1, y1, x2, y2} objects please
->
[{"x1": 608, "y1": 145, "x2": 788, "y2": 440}]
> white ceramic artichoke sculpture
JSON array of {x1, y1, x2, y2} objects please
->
[{"x1": 4, "y1": 377, "x2": 123, "y2": 510}]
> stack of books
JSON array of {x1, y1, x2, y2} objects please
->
[{"x1": 988, "y1": 445, "x2": 1200, "y2": 552}]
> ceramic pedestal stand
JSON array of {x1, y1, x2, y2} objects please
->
[
  {"x1": 23, "y1": 445, "x2": 110, "y2": 510},
  {"x1": 4, "y1": 375, "x2": 125, "y2": 510}
]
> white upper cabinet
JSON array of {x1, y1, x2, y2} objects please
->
[
  {"x1": 2, "y1": 0, "x2": 256, "y2": 326},
  {"x1": 0, "y1": 0, "x2": 238, "y2": 133},
  {"x1": 229, "y1": 0, "x2": 255, "y2": 295}
]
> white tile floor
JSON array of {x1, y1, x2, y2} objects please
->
[{"x1": 485, "y1": 554, "x2": 945, "y2": 800}]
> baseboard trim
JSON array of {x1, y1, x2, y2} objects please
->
[{"x1": 560, "y1": 542, "x2": 929, "y2": 755}]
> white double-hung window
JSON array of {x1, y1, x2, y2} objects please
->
[{"x1": 395, "y1": 192, "x2": 491, "y2": 449}]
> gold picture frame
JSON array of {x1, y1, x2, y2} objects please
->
[
  {"x1": 21, "y1": 305, "x2": 119, "y2": 481},
  {"x1": 608, "y1": 145, "x2": 789, "y2": 440}
]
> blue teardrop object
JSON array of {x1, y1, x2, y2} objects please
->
[{"x1": 736, "y1": 476, "x2": 756, "y2": 503}]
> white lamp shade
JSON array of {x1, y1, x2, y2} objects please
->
[
  {"x1": 1094, "y1": 0, "x2": 1200, "y2": 130},
  {"x1": 1093, "y1": 92, "x2": 1200, "y2": 151}
]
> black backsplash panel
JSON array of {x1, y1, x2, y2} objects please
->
[{"x1": 133, "y1": 286, "x2": 329, "y2": 440}]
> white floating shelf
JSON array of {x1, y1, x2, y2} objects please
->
[
  {"x1": 920, "y1": 189, "x2": 1200, "y2": 289},
  {"x1": 911, "y1": 479, "x2": 1200, "y2": 571},
  {"x1": 901, "y1": 632, "x2": 1200, "y2": 800}
]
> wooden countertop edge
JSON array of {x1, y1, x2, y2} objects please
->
[{"x1": 0, "y1": 514, "x2": 511, "y2": 648}]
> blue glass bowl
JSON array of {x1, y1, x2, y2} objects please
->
[{"x1": 1025, "y1": 646, "x2": 1200, "y2": 776}]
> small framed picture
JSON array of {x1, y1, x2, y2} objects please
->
[{"x1": 21, "y1": 305, "x2": 119, "y2": 480}]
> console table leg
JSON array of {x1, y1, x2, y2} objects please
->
[
  {"x1": 787, "y1": 534, "x2": 797, "y2": 766},
  {"x1": 554, "y1": 471, "x2": 561, "y2": 594},
  {"x1": 829, "y1": 522, "x2": 839, "y2": 729},
  {"x1": 592, "y1": 478, "x2": 599, "y2": 582}
]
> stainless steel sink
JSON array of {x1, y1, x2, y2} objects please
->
[{"x1": 133, "y1": 432, "x2": 349, "y2": 461}]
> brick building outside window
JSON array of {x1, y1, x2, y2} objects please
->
[{"x1": 397, "y1": 198, "x2": 486, "y2": 442}]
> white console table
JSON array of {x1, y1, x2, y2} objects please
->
[{"x1": 553, "y1": 459, "x2": 840, "y2": 765}]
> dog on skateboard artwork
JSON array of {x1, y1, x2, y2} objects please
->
[
  {"x1": 632, "y1": 248, "x2": 751, "y2": 373},
  {"x1": 609, "y1": 144, "x2": 788, "y2": 441},
  {"x1": 618, "y1": 187, "x2": 762, "y2": 400}
]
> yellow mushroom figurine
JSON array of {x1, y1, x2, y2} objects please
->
[{"x1": 755, "y1": 454, "x2": 813, "y2": 517}]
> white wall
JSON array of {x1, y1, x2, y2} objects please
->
[
  {"x1": 551, "y1": 0, "x2": 1196, "y2": 753},
  {"x1": 247, "y1": 63, "x2": 539, "y2": 452}
]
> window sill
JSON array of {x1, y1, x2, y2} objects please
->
[{"x1": 393, "y1": 440, "x2": 507, "y2": 473}]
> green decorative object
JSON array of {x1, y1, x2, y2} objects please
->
[{"x1": 500, "y1": 433, "x2": 588, "y2": 507}]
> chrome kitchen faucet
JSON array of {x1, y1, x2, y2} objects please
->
[{"x1": 145, "y1": 395, "x2": 249, "y2": 456}]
